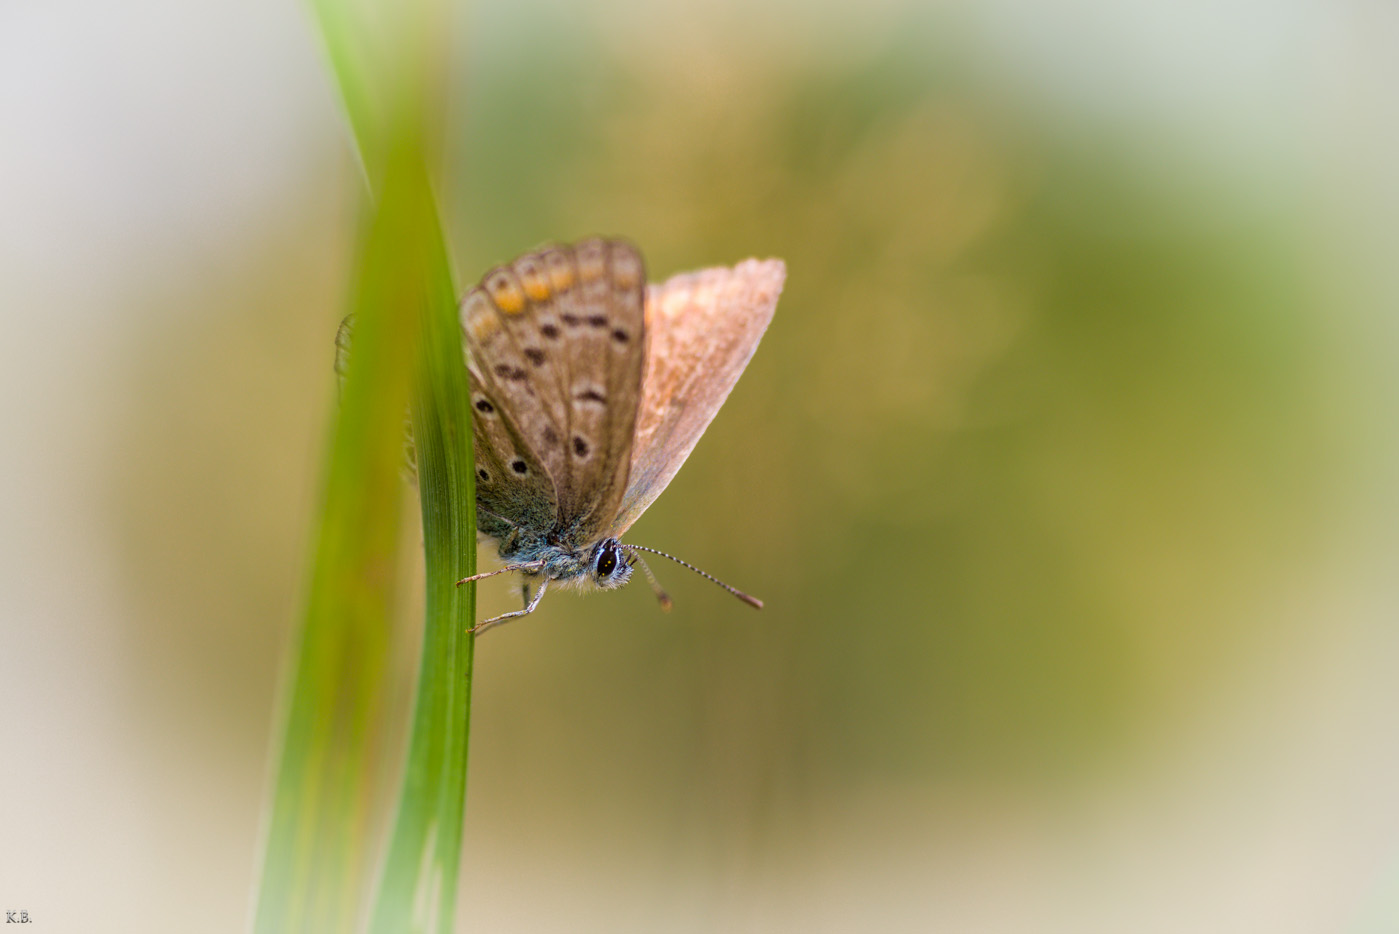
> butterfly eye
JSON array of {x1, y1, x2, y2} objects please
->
[{"x1": 596, "y1": 549, "x2": 617, "y2": 578}]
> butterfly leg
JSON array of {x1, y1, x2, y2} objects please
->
[
  {"x1": 470, "y1": 577, "x2": 550, "y2": 636},
  {"x1": 456, "y1": 561, "x2": 545, "y2": 587}
]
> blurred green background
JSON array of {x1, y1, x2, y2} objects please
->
[{"x1": 4, "y1": 0, "x2": 1399, "y2": 931}]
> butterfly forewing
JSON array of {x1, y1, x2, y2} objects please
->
[
  {"x1": 609, "y1": 257, "x2": 785, "y2": 537},
  {"x1": 551, "y1": 239, "x2": 647, "y2": 535}
]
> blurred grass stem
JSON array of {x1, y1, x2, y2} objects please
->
[{"x1": 254, "y1": 0, "x2": 474, "y2": 932}]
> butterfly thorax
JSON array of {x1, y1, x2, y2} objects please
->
[{"x1": 487, "y1": 526, "x2": 634, "y2": 591}]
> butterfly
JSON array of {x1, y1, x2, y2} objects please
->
[{"x1": 452, "y1": 238, "x2": 784, "y2": 633}]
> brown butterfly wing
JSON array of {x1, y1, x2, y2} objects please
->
[
  {"x1": 460, "y1": 282, "x2": 562, "y2": 542},
  {"x1": 460, "y1": 239, "x2": 647, "y2": 543},
  {"x1": 609, "y1": 258, "x2": 785, "y2": 537},
  {"x1": 546, "y1": 239, "x2": 647, "y2": 535}
]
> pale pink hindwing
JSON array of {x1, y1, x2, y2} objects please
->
[{"x1": 608, "y1": 257, "x2": 786, "y2": 537}]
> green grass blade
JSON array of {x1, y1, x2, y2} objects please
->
[
  {"x1": 253, "y1": 159, "x2": 421, "y2": 934},
  {"x1": 255, "y1": 0, "x2": 475, "y2": 931},
  {"x1": 307, "y1": 0, "x2": 448, "y2": 183},
  {"x1": 369, "y1": 177, "x2": 477, "y2": 934}
]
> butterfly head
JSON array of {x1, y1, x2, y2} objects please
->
[{"x1": 590, "y1": 538, "x2": 635, "y2": 590}]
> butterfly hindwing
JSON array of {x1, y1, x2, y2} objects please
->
[
  {"x1": 609, "y1": 258, "x2": 785, "y2": 537},
  {"x1": 477, "y1": 253, "x2": 578, "y2": 487},
  {"x1": 334, "y1": 314, "x2": 418, "y2": 476},
  {"x1": 461, "y1": 285, "x2": 560, "y2": 543},
  {"x1": 460, "y1": 238, "x2": 647, "y2": 544}
]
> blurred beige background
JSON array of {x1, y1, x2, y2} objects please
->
[{"x1": 4, "y1": 0, "x2": 1399, "y2": 931}]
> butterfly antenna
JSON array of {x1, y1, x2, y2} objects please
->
[
  {"x1": 628, "y1": 553, "x2": 674, "y2": 612},
  {"x1": 623, "y1": 545, "x2": 763, "y2": 610}
]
